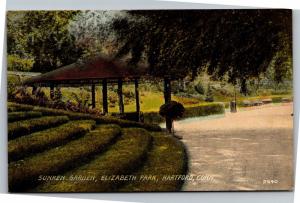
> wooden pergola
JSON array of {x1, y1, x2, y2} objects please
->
[{"x1": 23, "y1": 56, "x2": 148, "y2": 118}]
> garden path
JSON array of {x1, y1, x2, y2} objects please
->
[{"x1": 174, "y1": 103, "x2": 294, "y2": 191}]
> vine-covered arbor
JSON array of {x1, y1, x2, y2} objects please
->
[{"x1": 23, "y1": 56, "x2": 148, "y2": 119}]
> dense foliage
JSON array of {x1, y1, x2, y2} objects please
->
[
  {"x1": 159, "y1": 101, "x2": 185, "y2": 120},
  {"x1": 112, "y1": 10, "x2": 292, "y2": 93},
  {"x1": 7, "y1": 10, "x2": 292, "y2": 94},
  {"x1": 7, "y1": 11, "x2": 82, "y2": 72}
]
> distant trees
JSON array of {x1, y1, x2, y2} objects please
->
[
  {"x1": 7, "y1": 11, "x2": 82, "y2": 72},
  {"x1": 68, "y1": 11, "x2": 125, "y2": 59}
]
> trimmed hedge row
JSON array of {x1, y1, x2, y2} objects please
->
[
  {"x1": 119, "y1": 132, "x2": 188, "y2": 192},
  {"x1": 8, "y1": 111, "x2": 43, "y2": 122},
  {"x1": 9, "y1": 124, "x2": 122, "y2": 192},
  {"x1": 9, "y1": 103, "x2": 161, "y2": 132},
  {"x1": 34, "y1": 128, "x2": 152, "y2": 192},
  {"x1": 183, "y1": 103, "x2": 225, "y2": 117},
  {"x1": 8, "y1": 116, "x2": 69, "y2": 140},
  {"x1": 93, "y1": 116, "x2": 161, "y2": 132},
  {"x1": 8, "y1": 102, "x2": 34, "y2": 112},
  {"x1": 8, "y1": 120, "x2": 96, "y2": 162},
  {"x1": 143, "y1": 103, "x2": 225, "y2": 124}
]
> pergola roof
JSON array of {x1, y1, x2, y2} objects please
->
[{"x1": 24, "y1": 56, "x2": 148, "y2": 85}]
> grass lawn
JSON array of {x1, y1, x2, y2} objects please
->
[{"x1": 37, "y1": 85, "x2": 292, "y2": 113}]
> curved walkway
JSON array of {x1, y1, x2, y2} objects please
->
[{"x1": 174, "y1": 103, "x2": 294, "y2": 191}]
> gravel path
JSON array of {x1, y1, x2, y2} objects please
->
[{"x1": 174, "y1": 103, "x2": 294, "y2": 191}]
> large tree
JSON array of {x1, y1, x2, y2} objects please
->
[
  {"x1": 111, "y1": 10, "x2": 292, "y2": 95},
  {"x1": 7, "y1": 11, "x2": 82, "y2": 72}
]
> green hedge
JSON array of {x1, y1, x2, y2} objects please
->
[
  {"x1": 8, "y1": 116, "x2": 69, "y2": 140},
  {"x1": 183, "y1": 103, "x2": 225, "y2": 118},
  {"x1": 272, "y1": 96, "x2": 283, "y2": 103},
  {"x1": 34, "y1": 128, "x2": 152, "y2": 192},
  {"x1": 8, "y1": 102, "x2": 162, "y2": 131},
  {"x1": 8, "y1": 103, "x2": 34, "y2": 112},
  {"x1": 8, "y1": 120, "x2": 96, "y2": 162},
  {"x1": 93, "y1": 116, "x2": 161, "y2": 132},
  {"x1": 9, "y1": 124, "x2": 122, "y2": 192},
  {"x1": 143, "y1": 103, "x2": 225, "y2": 124},
  {"x1": 8, "y1": 111, "x2": 43, "y2": 122},
  {"x1": 120, "y1": 132, "x2": 188, "y2": 192},
  {"x1": 18, "y1": 103, "x2": 161, "y2": 131}
]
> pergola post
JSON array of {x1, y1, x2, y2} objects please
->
[
  {"x1": 102, "y1": 79, "x2": 108, "y2": 114},
  {"x1": 32, "y1": 85, "x2": 37, "y2": 95},
  {"x1": 134, "y1": 78, "x2": 140, "y2": 121},
  {"x1": 118, "y1": 79, "x2": 124, "y2": 114},
  {"x1": 91, "y1": 84, "x2": 96, "y2": 108},
  {"x1": 55, "y1": 86, "x2": 62, "y2": 100},
  {"x1": 50, "y1": 83, "x2": 55, "y2": 100}
]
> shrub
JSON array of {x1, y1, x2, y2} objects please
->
[
  {"x1": 11, "y1": 86, "x2": 36, "y2": 105},
  {"x1": 205, "y1": 84, "x2": 214, "y2": 102},
  {"x1": 159, "y1": 101, "x2": 185, "y2": 132},
  {"x1": 9, "y1": 124, "x2": 122, "y2": 192},
  {"x1": 7, "y1": 54, "x2": 34, "y2": 71},
  {"x1": 34, "y1": 128, "x2": 152, "y2": 192},
  {"x1": 7, "y1": 74, "x2": 21, "y2": 100},
  {"x1": 194, "y1": 82, "x2": 205, "y2": 95},
  {"x1": 8, "y1": 116, "x2": 69, "y2": 140},
  {"x1": 123, "y1": 89, "x2": 135, "y2": 99},
  {"x1": 159, "y1": 101, "x2": 185, "y2": 120},
  {"x1": 70, "y1": 90, "x2": 90, "y2": 110},
  {"x1": 120, "y1": 132, "x2": 188, "y2": 192},
  {"x1": 8, "y1": 120, "x2": 96, "y2": 162},
  {"x1": 8, "y1": 111, "x2": 43, "y2": 122}
]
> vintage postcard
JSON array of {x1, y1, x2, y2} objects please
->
[{"x1": 7, "y1": 9, "x2": 293, "y2": 192}]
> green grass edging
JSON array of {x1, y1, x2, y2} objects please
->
[
  {"x1": 9, "y1": 124, "x2": 122, "y2": 192},
  {"x1": 34, "y1": 128, "x2": 152, "y2": 192},
  {"x1": 119, "y1": 132, "x2": 188, "y2": 192},
  {"x1": 8, "y1": 120, "x2": 96, "y2": 162},
  {"x1": 8, "y1": 111, "x2": 43, "y2": 122},
  {"x1": 8, "y1": 116, "x2": 69, "y2": 140}
]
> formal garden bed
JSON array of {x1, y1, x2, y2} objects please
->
[{"x1": 8, "y1": 102, "x2": 188, "y2": 192}]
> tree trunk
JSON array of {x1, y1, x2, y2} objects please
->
[
  {"x1": 166, "y1": 117, "x2": 173, "y2": 133},
  {"x1": 118, "y1": 79, "x2": 124, "y2": 114},
  {"x1": 163, "y1": 77, "x2": 172, "y2": 133},
  {"x1": 91, "y1": 84, "x2": 95, "y2": 108},
  {"x1": 50, "y1": 84, "x2": 55, "y2": 100},
  {"x1": 164, "y1": 77, "x2": 171, "y2": 103},
  {"x1": 134, "y1": 78, "x2": 140, "y2": 121},
  {"x1": 32, "y1": 85, "x2": 37, "y2": 95}
]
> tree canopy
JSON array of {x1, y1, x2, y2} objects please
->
[
  {"x1": 7, "y1": 11, "x2": 82, "y2": 72},
  {"x1": 7, "y1": 9, "x2": 292, "y2": 93},
  {"x1": 112, "y1": 10, "x2": 292, "y2": 92}
]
